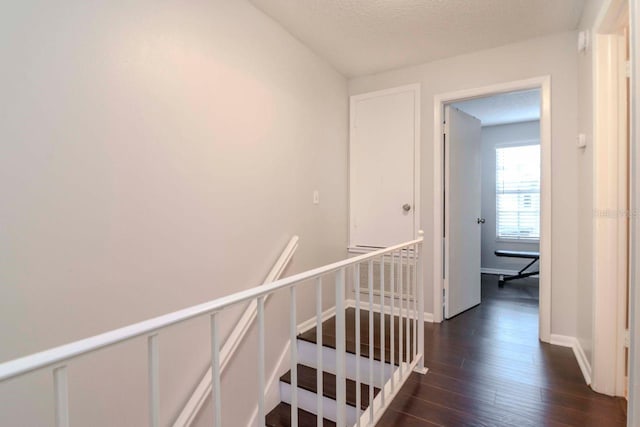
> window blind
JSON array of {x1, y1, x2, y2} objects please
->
[{"x1": 496, "y1": 143, "x2": 540, "y2": 241}]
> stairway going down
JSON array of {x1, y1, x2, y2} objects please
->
[{"x1": 265, "y1": 308, "x2": 414, "y2": 427}]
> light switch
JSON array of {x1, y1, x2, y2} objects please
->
[
  {"x1": 577, "y1": 133, "x2": 587, "y2": 149},
  {"x1": 313, "y1": 190, "x2": 320, "y2": 205}
]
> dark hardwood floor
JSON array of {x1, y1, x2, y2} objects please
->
[{"x1": 378, "y1": 274, "x2": 628, "y2": 427}]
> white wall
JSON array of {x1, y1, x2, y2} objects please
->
[
  {"x1": 480, "y1": 121, "x2": 541, "y2": 273},
  {"x1": 349, "y1": 31, "x2": 579, "y2": 337},
  {"x1": 0, "y1": 1, "x2": 348, "y2": 426}
]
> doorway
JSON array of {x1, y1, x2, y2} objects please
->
[
  {"x1": 433, "y1": 77, "x2": 552, "y2": 342},
  {"x1": 444, "y1": 90, "x2": 542, "y2": 320}
]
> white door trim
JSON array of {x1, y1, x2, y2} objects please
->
[
  {"x1": 591, "y1": 0, "x2": 630, "y2": 397},
  {"x1": 348, "y1": 84, "x2": 421, "y2": 249},
  {"x1": 629, "y1": 0, "x2": 639, "y2": 422},
  {"x1": 432, "y1": 76, "x2": 552, "y2": 343}
]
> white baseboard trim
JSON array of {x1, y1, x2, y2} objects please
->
[
  {"x1": 573, "y1": 341, "x2": 592, "y2": 386},
  {"x1": 247, "y1": 340, "x2": 291, "y2": 427},
  {"x1": 480, "y1": 268, "x2": 519, "y2": 276},
  {"x1": 550, "y1": 334, "x2": 592, "y2": 385}
]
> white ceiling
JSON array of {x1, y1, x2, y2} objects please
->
[
  {"x1": 451, "y1": 89, "x2": 541, "y2": 127},
  {"x1": 249, "y1": 0, "x2": 586, "y2": 77}
]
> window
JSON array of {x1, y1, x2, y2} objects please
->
[{"x1": 496, "y1": 143, "x2": 540, "y2": 241}]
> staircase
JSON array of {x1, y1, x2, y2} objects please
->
[
  {"x1": 0, "y1": 235, "x2": 425, "y2": 427},
  {"x1": 266, "y1": 308, "x2": 414, "y2": 427}
]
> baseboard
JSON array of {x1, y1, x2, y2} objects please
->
[
  {"x1": 573, "y1": 340, "x2": 592, "y2": 386},
  {"x1": 549, "y1": 334, "x2": 574, "y2": 347},
  {"x1": 480, "y1": 268, "x2": 520, "y2": 276},
  {"x1": 247, "y1": 340, "x2": 291, "y2": 427},
  {"x1": 550, "y1": 334, "x2": 592, "y2": 385}
]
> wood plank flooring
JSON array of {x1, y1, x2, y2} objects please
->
[{"x1": 378, "y1": 274, "x2": 628, "y2": 426}]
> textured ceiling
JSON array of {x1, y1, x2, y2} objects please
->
[
  {"x1": 249, "y1": 0, "x2": 585, "y2": 77},
  {"x1": 452, "y1": 89, "x2": 541, "y2": 127}
]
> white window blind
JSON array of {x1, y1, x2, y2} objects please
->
[{"x1": 496, "y1": 143, "x2": 540, "y2": 241}]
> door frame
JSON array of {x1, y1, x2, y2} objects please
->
[
  {"x1": 591, "y1": 0, "x2": 631, "y2": 397},
  {"x1": 629, "y1": 0, "x2": 639, "y2": 422},
  {"x1": 348, "y1": 84, "x2": 422, "y2": 251},
  {"x1": 432, "y1": 76, "x2": 552, "y2": 343}
]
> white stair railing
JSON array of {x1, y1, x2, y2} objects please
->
[{"x1": 0, "y1": 231, "x2": 425, "y2": 427}]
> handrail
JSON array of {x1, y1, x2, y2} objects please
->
[
  {"x1": 172, "y1": 235, "x2": 299, "y2": 426},
  {"x1": 0, "y1": 236, "x2": 423, "y2": 383}
]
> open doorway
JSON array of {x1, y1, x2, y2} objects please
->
[
  {"x1": 444, "y1": 89, "x2": 541, "y2": 320},
  {"x1": 432, "y1": 77, "x2": 552, "y2": 342}
]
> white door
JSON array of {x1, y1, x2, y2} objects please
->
[
  {"x1": 350, "y1": 85, "x2": 419, "y2": 249},
  {"x1": 444, "y1": 106, "x2": 482, "y2": 318}
]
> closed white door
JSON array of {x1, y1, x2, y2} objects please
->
[
  {"x1": 444, "y1": 106, "x2": 482, "y2": 318},
  {"x1": 350, "y1": 85, "x2": 419, "y2": 249}
]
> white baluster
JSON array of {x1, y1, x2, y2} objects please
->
[
  {"x1": 408, "y1": 247, "x2": 413, "y2": 361},
  {"x1": 398, "y1": 249, "x2": 404, "y2": 376},
  {"x1": 335, "y1": 269, "x2": 346, "y2": 426},
  {"x1": 53, "y1": 366, "x2": 69, "y2": 427},
  {"x1": 417, "y1": 231, "x2": 426, "y2": 373},
  {"x1": 379, "y1": 255, "x2": 385, "y2": 408},
  {"x1": 390, "y1": 252, "x2": 395, "y2": 391},
  {"x1": 316, "y1": 278, "x2": 323, "y2": 427},
  {"x1": 148, "y1": 334, "x2": 159, "y2": 427},
  {"x1": 290, "y1": 287, "x2": 298, "y2": 427},
  {"x1": 354, "y1": 265, "x2": 361, "y2": 427},
  {"x1": 413, "y1": 244, "x2": 418, "y2": 360},
  {"x1": 405, "y1": 248, "x2": 410, "y2": 370},
  {"x1": 258, "y1": 296, "x2": 265, "y2": 425},
  {"x1": 368, "y1": 260, "x2": 374, "y2": 421},
  {"x1": 210, "y1": 313, "x2": 222, "y2": 427}
]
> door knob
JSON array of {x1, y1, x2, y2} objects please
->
[
  {"x1": 403, "y1": 204, "x2": 412, "y2": 212},
  {"x1": 477, "y1": 218, "x2": 486, "y2": 224}
]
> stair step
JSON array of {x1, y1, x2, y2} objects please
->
[
  {"x1": 265, "y1": 402, "x2": 336, "y2": 427},
  {"x1": 281, "y1": 364, "x2": 379, "y2": 410},
  {"x1": 298, "y1": 308, "x2": 414, "y2": 365}
]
